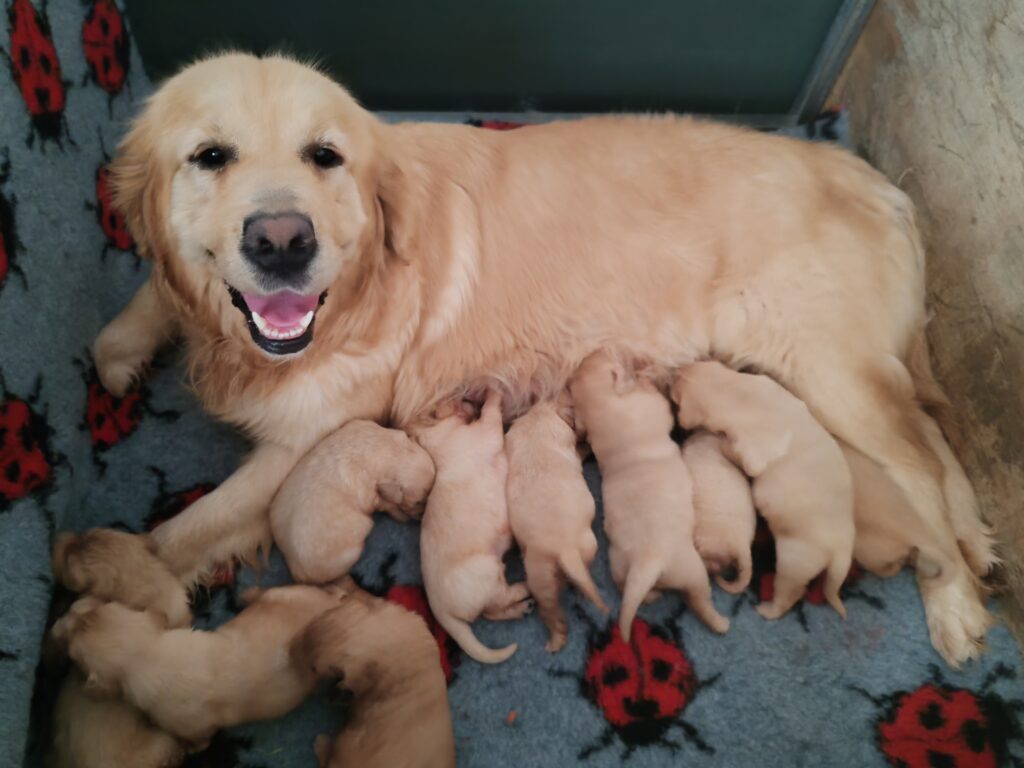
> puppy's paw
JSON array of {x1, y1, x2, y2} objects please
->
[
  {"x1": 93, "y1": 332, "x2": 150, "y2": 398},
  {"x1": 50, "y1": 596, "x2": 104, "y2": 646},
  {"x1": 920, "y1": 570, "x2": 993, "y2": 668},
  {"x1": 755, "y1": 601, "x2": 787, "y2": 621}
]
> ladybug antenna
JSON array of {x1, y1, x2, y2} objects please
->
[
  {"x1": 848, "y1": 684, "x2": 889, "y2": 708},
  {"x1": 146, "y1": 466, "x2": 169, "y2": 495},
  {"x1": 926, "y1": 662, "x2": 946, "y2": 685},
  {"x1": 0, "y1": 146, "x2": 10, "y2": 180},
  {"x1": 577, "y1": 727, "x2": 616, "y2": 760},
  {"x1": 571, "y1": 601, "x2": 602, "y2": 638},
  {"x1": 380, "y1": 550, "x2": 399, "y2": 584},
  {"x1": 28, "y1": 374, "x2": 43, "y2": 404},
  {"x1": 95, "y1": 127, "x2": 108, "y2": 159},
  {"x1": 670, "y1": 719, "x2": 716, "y2": 754},
  {"x1": 981, "y1": 662, "x2": 1015, "y2": 691}
]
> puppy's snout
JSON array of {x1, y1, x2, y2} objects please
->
[{"x1": 241, "y1": 211, "x2": 317, "y2": 281}]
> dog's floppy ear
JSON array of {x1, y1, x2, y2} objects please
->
[{"x1": 109, "y1": 110, "x2": 171, "y2": 261}]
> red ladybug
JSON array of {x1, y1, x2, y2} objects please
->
[
  {"x1": 465, "y1": 118, "x2": 526, "y2": 131},
  {"x1": 0, "y1": 147, "x2": 26, "y2": 291},
  {"x1": 5, "y1": 0, "x2": 72, "y2": 148},
  {"x1": 553, "y1": 610, "x2": 717, "y2": 760},
  {"x1": 0, "y1": 375, "x2": 58, "y2": 511},
  {"x1": 80, "y1": 0, "x2": 129, "y2": 105},
  {"x1": 88, "y1": 161, "x2": 134, "y2": 257},
  {"x1": 354, "y1": 552, "x2": 460, "y2": 684},
  {"x1": 857, "y1": 663, "x2": 1024, "y2": 768}
]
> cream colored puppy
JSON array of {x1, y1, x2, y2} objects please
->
[
  {"x1": 46, "y1": 669, "x2": 184, "y2": 768},
  {"x1": 412, "y1": 391, "x2": 531, "y2": 664},
  {"x1": 841, "y1": 442, "x2": 953, "y2": 580},
  {"x1": 570, "y1": 352, "x2": 729, "y2": 641},
  {"x1": 297, "y1": 589, "x2": 456, "y2": 768},
  {"x1": 52, "y1": 584, "x2": 347, "y2": 749},
  {"x1": 672, "y1": 361, "x2": 854, "y2": 619},
  {"x1": 52, "y1": 529, "x2": 190, "y2": 629},
  {"x1": 681, "y1": 431, "x2": 757, "y2": 594},
  {"x1": 271, "y1": 420, "x2": 436, "y2": 583},
  {"x1": 506, "y1": 398, "x2": 608, "y2": 652}
]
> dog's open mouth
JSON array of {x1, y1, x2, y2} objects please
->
[{"x1": 227, "y1": 286, "x2": 326, "y2": 355}]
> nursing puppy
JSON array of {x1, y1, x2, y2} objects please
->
[
  {"x1": 412, "y1": 391, "x2": 531, "y2": 664},
  {"x1": 47, "y1": 669, "x2": 184, "y2": 768},
  {"x1": 672, "y1": 361, "x2": 854, "y2": 619},
  {"x1": 271, "y1": 420, "x2": 435, "y2": 583},
  {"x1": 681, "y1": 431, "x2": 757, "y2": 594},
  {"x1": 52, "y1": 529, "x2": 190, "y2": 629},
  {"x1": 298, "y1": 589, "x2": 456, "y2": 768},
  {"x1": 53, "y1": 584, "x2": 348, "y2": 748},
  {"x1": 570, "y1": 352, "x2": 729, "y2": 640},
  {"x1": 506, "y1": 398, "x2": 608, "y2": 652}
]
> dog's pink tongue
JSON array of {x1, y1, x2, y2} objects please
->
[{"x1": 242, "y1": 291, "x2": 318, "y2": 327}]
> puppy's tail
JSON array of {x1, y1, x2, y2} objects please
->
[
  {"x1": 619, "y1": 560, "x2": 662, "y2": 642},
  {"x1": 823, "y1": 555, "x2": 849, "y2": 619},
  {"x1": 437, "y1": 614, "x2": 517, "y2": 665},
  {"x1": 715, "y1": 548, "x2": 753, "y2": 595},
  {"x1": 558, "y1": 549, "x2": 608, "y2": 614}
]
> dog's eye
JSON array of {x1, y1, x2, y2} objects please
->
[
  {"x1": 309, "y1": 145, "x2": 344, "y2": 169},
  {"x1": 192, "y1": 146, "x2": 233, "y2": 171}
]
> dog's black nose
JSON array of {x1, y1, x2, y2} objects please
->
[{"x1": 241, "y1": 212, "x2": 317, "y2": 281}]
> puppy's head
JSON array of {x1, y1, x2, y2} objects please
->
[
  {"x1": 376, "y1": 435, "x2": 436, "y2": 518},
  {"x1": 112, "y1": 53, "x2": 392, "y2": 359}
]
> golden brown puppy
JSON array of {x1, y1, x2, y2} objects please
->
[
  {"x1": 681, "y1": 431, "x2": 757, "y2": 594},
  {"x1": 46, "y1": 669, "x2": 184, "y2": 768},
  {"x1": 672, "y1": 361, "x2": 854, "y2": 619},
  {"x1": 88, "y1": 53, "x2": 991, "y2": 665},
  {"x1": 271, "y1": 420, "x2": 435, "y2": 583},
  {"x1": 506, "y1": 399, "x2": 608, "y2": 652},
  {"x1": 297, "y1": 591, "x2": 456, "y2": 768},
  {"x1": 570, "y1": 353, "x2": 729, "y2": 640},
  {"x1": 53, "y1": 584, "x2": 347, "y2": 749},
  {"x1": 52, "y1": 529, "x2": 190, "y2": 628},
  {"x1": 412, "y1": 391, "x2": 531, "y2": 664}
]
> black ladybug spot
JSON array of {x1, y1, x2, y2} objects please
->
[
  {"x1": 19, "y1": 423, "x2": 34, "y2": 450},
  {"x1": 918, "y1": 701, "x2": 946, "y2": 730},
  {"x1": 19, "y1": 46, "x2": 30, "y2": 69},
  {"x1": 926, "y1": 751, "x2": 955, "y2": 768},
  {"x1": 39, "y1": 53, "x2": 51, "y2": 75},
  {"x1": 102, "y1": 55, "x2": 110, "y2": 74},
  {"x1": 623, "y1": 697, "x2": 661, "y2": 721},
  {"x1": 961, "y1": 718, "x2": 987, "y2": 753},
  {"x1": 100, "y1": 17, "x2": 109, "y2": 36},
  {"x1": 107, "y1": 211, "x2": 116, "y2": 230},
  {"x1": 651, "y1": 659, "x2": 672, "y2": 682},
  {"x1": 5, "y1": 461, "x2": 19, "y2": 483},
  {"x1": 93, "y1": 412, "x2": 106, "y2": 428},
  {"x1": 602, "y1": 665, "x2": 629, "y2": 688},
  {"x1": 34, "y1": 88, "x2": 50, "y2": 109}
]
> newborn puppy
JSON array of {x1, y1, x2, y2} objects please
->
[
  {"x1": 53, "y1": 583, "x2": 349, "y2": 748},
  {"x1": 412, "y1": 390, "x2": 531, "y2": 664},
  {"x1": 570, "y1": 352, "x2": 729, "y2": 641},
  {"x1": 297, "y1": 589, "x2": 456, "y2": 768},
  {"x1": 672, "y1": 361, "x2": 854, "y2": 619},
  {"x1": 271, "y1": 420, "x2": 436, "y2": 583},
  {"x1": 841, "y1": 442, "x2": 951, "y2": 580},
  {"x1": 506, "y1": 398, "x2": 608, "y2": 652},
  {"x1": 52, "y1": 529, "x2": 190, "y2": 628},
  {"x1": 681, "y1": 431, "x2": 757, "y2": 594}
]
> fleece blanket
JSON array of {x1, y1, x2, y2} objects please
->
[{"x1": 1, "y1": 2, "x2": 1021, "y2": 766}]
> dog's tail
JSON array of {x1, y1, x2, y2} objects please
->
[
  {"x1": 715, "y1": 547, "x2": 753, "y2": 595},
  {"x1": 619, "y1": 559, "x2": 662, "y2": 642},
  {"x1": 437, "y1": 614, "x2": 517, "y2": 665},
  {"x1": 823, "y1": 555, "x2": 849, "y2": 619},
  {"x1": 558, "y1": 549, "x2": 609, "y2": 614}
]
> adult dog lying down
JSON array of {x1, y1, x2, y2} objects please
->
[{"x1": 86, "y1": 52, "x2": 996, "y2": 665}]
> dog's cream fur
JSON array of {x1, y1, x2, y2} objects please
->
[
  {"x1": 88, "y1": 52, "x2": 994, "y2": 664},
  {"x1": 672, "y1": 362, "x2": 855, "y2": 619},
  {"x1": 270, "y1": 420, "x2": 435, "y2": 583},
  {"x1": 53, "y1": 584, "x2": 347, "y2": 748},
  {"x1": 505, "y1": 399, "x2": 608, "y2": 652},
  {"x1": 296, "y1": 588, "x2": 456, "y2": 768},
  {"x1": 570, "y1": 353, "x2": 729, "y2": 640},
  {"x1": 46, "y1": 669, "x2": 184, "y2": 768},
  {"x1": 412, "y1": 391, "x2": 531, "y2": 663},
  {"x1": 681, "y1": 431, "x2": 757, "y2": 594}
]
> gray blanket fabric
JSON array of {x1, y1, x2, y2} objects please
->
[{"x1": 1, "y1": 2, "x2": 1022, "y2": 767}]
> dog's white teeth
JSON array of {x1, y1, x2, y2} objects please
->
[
  {"x1": 298, "y1": 311, "x2": 314, "y2": 331},
  {"x1": 251, "y1": 311, "x2": 269, "y2": 333}
]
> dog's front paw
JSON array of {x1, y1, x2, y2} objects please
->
[
  {"x1": 93, "y1": 328, "x2": 150, "y2": 397},
  {"x1": 919, "y1": 567, "x2": 994, "y2": 667}
]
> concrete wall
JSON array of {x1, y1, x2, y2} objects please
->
[{"x1": 832, "y1": 0, "x2": 1024, "y2": 633}]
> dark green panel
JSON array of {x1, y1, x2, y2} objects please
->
[{"x1": 125, "y1": 1, "x2": 846, "y2": 116}]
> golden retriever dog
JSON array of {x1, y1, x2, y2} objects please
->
[
  {"x1": 52, "y1": 584, "x2": 347, "y2": 749},
  {"x1": 411, "y1": 391, "x2": 531, "y2": 664},
  {"x1": 86, "y1": 52, "x2": 993, "y2": 664},
  {"x1": 570, "y1": 352, "x2": 729, "y2": 640},
  {"x1": 270, "y1": 420, "x2": 435, "y2": 583},
  {"x1": 52, "y1": 529, "x2": 191, "y2": 629},
  {"x1": 680, "y1": 431, "x2": 757, "y2": 594},
  {"x1": 672, "y1": 362, "x2": 854, "y2": 619},
  {"x1": 47, "y1": 669, "x2": 184, "y2": 768},
  {"x1": 296, "y1": 588, "x2": 456, "y2": 768},
  {"x1": 505, "y1": 398, "x2": 608, "y2": 652}
]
